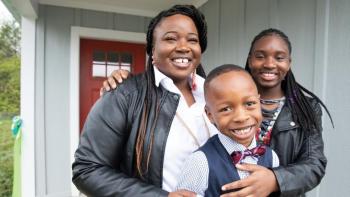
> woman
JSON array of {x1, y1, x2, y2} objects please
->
[
  {"x1": 221, "y1": 28, "x2": 333, "y2": 197},
  {"x1": 72, "y1": 5, "x2": 215, "y2": 197}
]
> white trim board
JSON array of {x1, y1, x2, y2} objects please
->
[
  {"x1": 40, "y1": 0, "x2": 208, "y2": 17},
  {"x1": 69, "y1": 26, "x2": 146, "y2": 196},
  {"x1": 20, "y1": 17, "x2": 36, "y2": 197}
]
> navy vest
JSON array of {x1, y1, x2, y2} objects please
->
[{"x1": 199, "y1": 135, "x2": 273, "y2": 197}]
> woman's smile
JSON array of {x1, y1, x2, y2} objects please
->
[{"x1": 171, "y1": 57, "x2": 192, "y2": 68}]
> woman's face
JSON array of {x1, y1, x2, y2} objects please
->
[
  {"x1": 248, "y1": 35, "x2": 291, "y2": 93},
  {"x1": 152, "y1": 14, "x2": 201, "y2": 83}
]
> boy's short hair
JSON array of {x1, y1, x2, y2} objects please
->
[{"x1": 204, "y1": 64, "x2": 251, "y2": 94}]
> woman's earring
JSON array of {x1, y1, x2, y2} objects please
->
[
  {"x1": 191, "y1": 69, "x2": 197, "y2": 91},
  {"x1": 152, "y1": 55, "x2": 156, "y2": 66}
]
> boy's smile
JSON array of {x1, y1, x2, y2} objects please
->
[
  {"x1": 231, "y1": 125, "x2": 255, "y2": 136},
  {"x1": 205, "y1": 70, "x2": 262, "y2": 147}
]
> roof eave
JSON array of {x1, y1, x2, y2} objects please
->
[{"x1": 2, "y1": 0, "x2": 38, "y2": 21}]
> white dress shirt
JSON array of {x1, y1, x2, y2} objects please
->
[
  {"x1": 176, "y1": 132, "x2": 280, "y2": 197},
  {"x1": 153, "y1": 67, "x2": 218, "y2": 192}
]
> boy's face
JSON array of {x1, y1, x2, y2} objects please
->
[{"x1": 205, "y1": 71, "x2": 262, "y2": 147}]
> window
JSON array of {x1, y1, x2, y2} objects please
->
[{"x1": 92, "y1": 50, "x2": 133, "y2": 77}]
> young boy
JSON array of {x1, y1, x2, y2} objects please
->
[{"x1": 176, "y1": 64, "x2": 279, "y2": 197}]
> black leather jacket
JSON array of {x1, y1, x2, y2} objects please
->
[
  {"x1": 72, "y1": 73, "x2": 177, "y2": 197},
  {"x1": 270, "y1": 98, "x2": 327, "y2": 197}
]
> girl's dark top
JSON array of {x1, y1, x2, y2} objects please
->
[{"x1": 270, "y1": 98, "x2": 326, "y2": 196}]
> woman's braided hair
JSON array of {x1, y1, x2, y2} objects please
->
[{"x1": 135, "y1": 4, "x2": 208, "y2": 177}]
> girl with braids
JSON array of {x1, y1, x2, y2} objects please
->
[
  {"x1": 72, "y1": 4, "x2": 216, "y2": 197},
  {"x1": 221, "y1": 28, "x2": 333, "y2": 197}
]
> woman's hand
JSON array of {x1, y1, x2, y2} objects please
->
[
  {"x1": 168, "y1": 190, "x2": 196, "y2": 197},
  {"x1": 99, "y1": 69, "x2": 131, "y2": 96},
  {"x1": 220, "y1": 164, "x2": 279, "y2": 197}
]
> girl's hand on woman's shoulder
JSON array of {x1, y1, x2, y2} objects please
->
[
  {"x1": 169, "y1": 189, "x2": 196, "y2": 197},
  {"x1": 100, "y1": 69, "x2": 131, "y2": 96}
]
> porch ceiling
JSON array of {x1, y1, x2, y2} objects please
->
[{"x1": 39, "y1": 0, "x2": 208, "y2": 17}]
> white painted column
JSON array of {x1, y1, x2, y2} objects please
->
[{"x1": 20, "y1": 16, "x2": 36, "y2": 197}]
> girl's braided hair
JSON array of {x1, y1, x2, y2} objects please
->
[{"x1": 245, "y1": 28, "x2": 333, "y2": 133}]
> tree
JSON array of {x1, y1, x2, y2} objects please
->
[
  {"x1": 0, "y1": 20, "x2": 20, "y2": 117},
  {"x1": 0, "y1": 21, "x2": 20, "y2": 59},
  {"x1": 0, "y1": 56, "x2": 20, "y2": 116},
  {"x1": 0, "y1": 19, "x2": 19, "y2": 197}
]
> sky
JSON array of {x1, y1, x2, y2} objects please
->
[{"x1": 0, "y1": 1, "x2": 14, "y2": 24}]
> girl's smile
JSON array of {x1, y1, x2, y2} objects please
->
[{"x1": 248, "y1": 35, "x2": 291, "y2": 97}]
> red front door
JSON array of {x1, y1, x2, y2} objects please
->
[{"x1": 79, "y1": 38, "x2": 146, "y2": 131}]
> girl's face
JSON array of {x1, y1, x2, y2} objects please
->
[
  {"x1": 248, "y1": 35, "x2": 291, "y2": 94},
  {"x1": 152, "y1": 14, "x2": 201, "y2": 83}
]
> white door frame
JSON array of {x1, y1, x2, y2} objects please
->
[{"x1": 69, "y1": 26, "x2": 146, "y2": 196}]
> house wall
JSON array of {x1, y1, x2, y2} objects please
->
[
  {"x1": 34, "y1": 5, "x2": 151, "y2": 196},
  {"x1": 321, "y1": 0, "x2": 350, "y2": 195},
  {"x1": 200, "y1": 0, "x2": 349, "y2": 196},
  {"x1": 33, "y1": 0, "x2": 349, "y2": 196}
]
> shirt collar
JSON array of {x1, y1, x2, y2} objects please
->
[
  {"x1": 153, "y1": 66, "x2": 205, "y2": 104},
  {"x1": 217, "y1": 132, "x2": 257, "y2": 154},
  {"x1": 154, "y1": 66, "x2": 167, "y2": 87}
]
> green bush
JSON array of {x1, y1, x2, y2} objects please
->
[
  {"x1": 0, "y1": 119, "x2": 14, "y2": 197},
  {"x1": 0, "y1": 56, "x2": 20, "y2": 116},
  {"x1": 0, "y1": 19, "x2": 20, "y2": 197}
]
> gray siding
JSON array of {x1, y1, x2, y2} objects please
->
[
  {"x1": 200, "y1": 0, "x2": 349, "y2": 196},
  {"x1": 200, "y1": 0, "x2": 318, "y2": 88},
  {"x1": 34, "y1": 5, "x2": 150, "y2": 196},
  {"x1": 321, "y1": 0, "x2": 350, "y2": 196}
]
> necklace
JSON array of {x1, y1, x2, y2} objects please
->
[
  {"x1": 175, "y1": 112, "x2": 211, "y2": 148},
  {"x1": 260, "y1": 97, "x2": 286, "y2": 105},
  {"x1": 257, "y1": 97, "x2": 285, "y2": 145}
]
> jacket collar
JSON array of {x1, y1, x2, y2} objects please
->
[
  {"x1": 153, "y1": 66, "x2": 205, "y2": 104},
  {"x1": 272, "y1": 104, "x2": 300, "y2": 133}
]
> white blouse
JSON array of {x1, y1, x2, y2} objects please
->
[{"x1": 153, "y1": 67, "x2": 217, "y2": 192}]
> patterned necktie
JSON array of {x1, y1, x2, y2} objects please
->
[{"x1": 230, "y1": 145, "x2": 267, "y2": 165}]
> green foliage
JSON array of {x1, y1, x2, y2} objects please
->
[
  {"x1": 0, "y1": 119, "x2": 14, "y2": 197},
  {"x1": 0, "y1": 19, "x2": 20, "y2": 118},
  {"x1": 0, "y1": 56, "x2": 20, "y2": 116},
  {"x1": 0, "y1": 21, "x2": 20, "y2": 59},
  {"x1": 0, "y1": 20, "x2": 20, "y2": 196}
]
